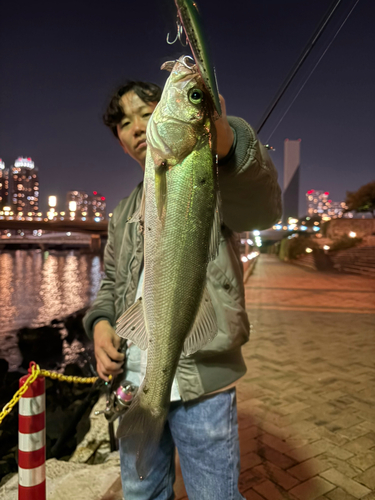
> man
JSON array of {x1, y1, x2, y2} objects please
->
[{"x1": 83, "y1": 79, "x2": 281, "y2": 499}]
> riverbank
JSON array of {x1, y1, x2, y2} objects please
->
[{"x1": 0, "y1": 307, "x2": 102, "y2": 485}]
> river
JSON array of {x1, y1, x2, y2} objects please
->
[{"x1": 0, "y1": 249, "x2": 103, "y2": 371}]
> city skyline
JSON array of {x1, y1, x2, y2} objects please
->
[
  {"x1": 0, "y1": 156, "x2": 107, "y2": 220},
  {"x1": 0, "y1": 154, "x2": 370, "y2": 222},
  {"x1": 0, "y1": 0, "x2": 374, "y2": 215}
]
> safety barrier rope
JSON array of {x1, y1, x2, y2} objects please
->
[{"x1": 0, "y1": 361, "x2": 98, "y2": 426}]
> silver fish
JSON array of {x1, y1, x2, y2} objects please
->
[{"x1": 116, "y1": 56, "x2": 220, "y2": 479}]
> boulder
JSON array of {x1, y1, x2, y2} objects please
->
[{"x1": 0, "y1": 456, "x2": 121, "y2": 500}]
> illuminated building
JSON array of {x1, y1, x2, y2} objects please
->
[
  {"x1": 11, "y1": 157, "x2": 39, "y2": 215},
  {"x1": 0, "y1": 159, "x2": 10, "y2": 209},
  {"x1": 306, "y1": 190, "x2": 351, "y2": 219},
  {"x1": 66, "y1": 190, "x2": 89, "y2": 216},
  {"x1": 283, "y1": 139, "x2": 300, "y2": 223},
  {"x1": 88, "y1": 191, "x2": 106, "y2": 220},
  {"x1": 66, "y1": 190, "x2": 106, "y2": 220}
]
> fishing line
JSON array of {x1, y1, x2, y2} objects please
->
[
  {"x1": 257, "y1": 0, "x2": 345, "y2": 136},
  {"x1": 264, "y1": 0, "x2": 360, "y2": 145}
]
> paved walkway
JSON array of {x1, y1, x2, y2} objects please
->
[
  {"x1": 104, "y1": 255, "x2": 375, "y2": 500},
  {"x1": 234, "y1": 255, "x2": 375, "y2": 500}
]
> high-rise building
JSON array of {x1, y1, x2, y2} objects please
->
[
  {"x1": 88, "y1": 191, "x2": 106, "y2": 220},
  {"x1": 283, "y1": 139, "x2": 300, "y2": 222},
  {"x1": 66, "y1": 190, "x2": 89, "y2": 217},
  {"x1": 306, "y1": 190, "x2": 351, "y2": 219},
  {"x1": 66, "y1": 190, "x2": 106, "y2": 220},
  {"x1": 0, "y1": 159, "x2": 10, "y2": 209},
  {"x1": 11, "y1": 157, "x2": 39, "y2": 215}
]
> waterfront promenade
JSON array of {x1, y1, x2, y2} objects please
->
[
  {"x1": 102, "y1": 255, "x2": 375, "y2": 499},
  {"x1": 174, "y1": 255, "x2": 375, "y2": 500}
]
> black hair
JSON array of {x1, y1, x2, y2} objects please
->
[{"x1": 103, "y1": 81, "x2": 162, "y2": 139}]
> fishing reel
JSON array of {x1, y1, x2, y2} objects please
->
[{"x1": 95, "y1": 380, "x2": 138, "y2": 423}]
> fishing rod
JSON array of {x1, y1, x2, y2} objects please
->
[
  {"x1": 256, "y1": 0, "x2": 345, "y2": 135},
  {"x1": 265, "y1": 0, "x2": 360, "y2": 145}
]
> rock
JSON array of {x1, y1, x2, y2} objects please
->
[
  {"x1": 69, "y1": 394, "x2": 111, "y2": 464},
  {"x1": 64, "y1": 308, "x2": 89, "y2": 344},
  {"x1": 17, "y1": 325, "x2": 64, "y2": 369},
  {"x1": 0, "y1": 359, "x2": 9, "y2": 382},
  {"x1": 0, "y1": 458, "x2": 121, "y2": 500}
]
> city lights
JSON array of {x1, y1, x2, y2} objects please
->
[
  {"x1": 323, "y1": 245, "x2": 330, "y2": 250},
  {"x1": 305, "y1": 248, "x2": 313, "y2": 253},
  {"x1": 349, "y1": 231, "x2": 357, "y2": 238},
  {"x1": 69, "y1": 201, "x2": 77, "y2": 212},
  {"x1": 48, "y1": 196, "x2": 57, "y2": 207}
]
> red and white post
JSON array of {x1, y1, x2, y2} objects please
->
[{"x1": 18, "y1": 372, "x2": 46, "y2": 500}]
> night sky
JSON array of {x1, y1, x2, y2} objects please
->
[{"x1": 0, "y1": 0, "x2": 374, "y2": 215}]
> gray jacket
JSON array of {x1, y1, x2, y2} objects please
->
[{"x1": 83, "y1": 116, "x2": 281, "y2": 401}]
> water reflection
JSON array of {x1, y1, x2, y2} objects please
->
[{"x1": 0, "y1": 250, "x2": 103, "y2": 370}]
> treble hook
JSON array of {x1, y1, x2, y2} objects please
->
[{"x1": 166, "y1": 19, "x2": 187, "y2": 46}]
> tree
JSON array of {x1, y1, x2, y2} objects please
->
[{"x1": 345, "y1": 181, "x2": 375, "y2": 218}]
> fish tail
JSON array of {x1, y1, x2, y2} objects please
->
[{"x1": 116, "y1": 394, "x2": 168, "y2": 480}]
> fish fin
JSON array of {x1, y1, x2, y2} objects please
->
[
  {"x1": 115, "y1": 298, "x2": 148, "y2": 350},
  {"x1": 183, "y1": 286, "x2": 217, "y2": 356},
  {"x1": 208, "y1": 192, "x2": 221, "y2": 261},
  {"x1": 161, "y1": 60, "x2": 175, "y2": 72},
  {"x1": 116, "y1": 393, "x2": 168, "y2": 480},
  {"x1": 127, "y1": 188, "x2": 146, "y2": 225},
  {"x1": 155, "y1": 163, "x2": 167, "y2": 220}
]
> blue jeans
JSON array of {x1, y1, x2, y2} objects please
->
[{"x1": 119, "y1": 388, "x2": 245, "y2": 500}]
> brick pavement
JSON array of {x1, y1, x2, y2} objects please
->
[
  {"x1": 105, "y1": 255, "x2": 375, "y2": 499},
  {"x1": 234, "y1": 255, "x2": 375, "y2": 500}
]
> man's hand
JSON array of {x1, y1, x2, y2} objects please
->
[
  {"x1": 93, "y1": 320, "x2": 125, "y2": 381},
  {"x1": 214, "y1": 94, "x2": 234, "y2": 160}
]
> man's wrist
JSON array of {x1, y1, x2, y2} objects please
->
[
  {"x1": 218, "y1": 127, "x2": 237, "y2": 166},
  {"x1": 93, "y1": 318, "x2": 111, "y2": 331}
]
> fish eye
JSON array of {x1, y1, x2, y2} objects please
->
[{"x1": 189, "y1": 88, "x2": 204, "y2": 105}]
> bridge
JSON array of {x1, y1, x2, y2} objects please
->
[
  {"x1": 0, "y1": 219, "x2": 108, "y2": 235},
  {"x1": 0, "y1": 219, "x2": 108, "y2": 251}
]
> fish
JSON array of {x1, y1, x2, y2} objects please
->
[{"x1": 115, "y1": 55, "x2": 221, "y2": 479}]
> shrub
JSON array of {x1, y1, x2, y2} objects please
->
[
  {"x1": 279, "y1": 235, "x2": 319, "y2": 261},
  {"x1": 329, "y1": 235, "x2": 362, "y2": 252}
]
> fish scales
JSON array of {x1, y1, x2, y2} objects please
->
[{"x1": 116, "y1": 56, "x2": 218, "y2": 478}]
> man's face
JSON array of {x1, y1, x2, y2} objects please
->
[{"x1": 116, "y1": 91, "x2": 158, "y2": 170}]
